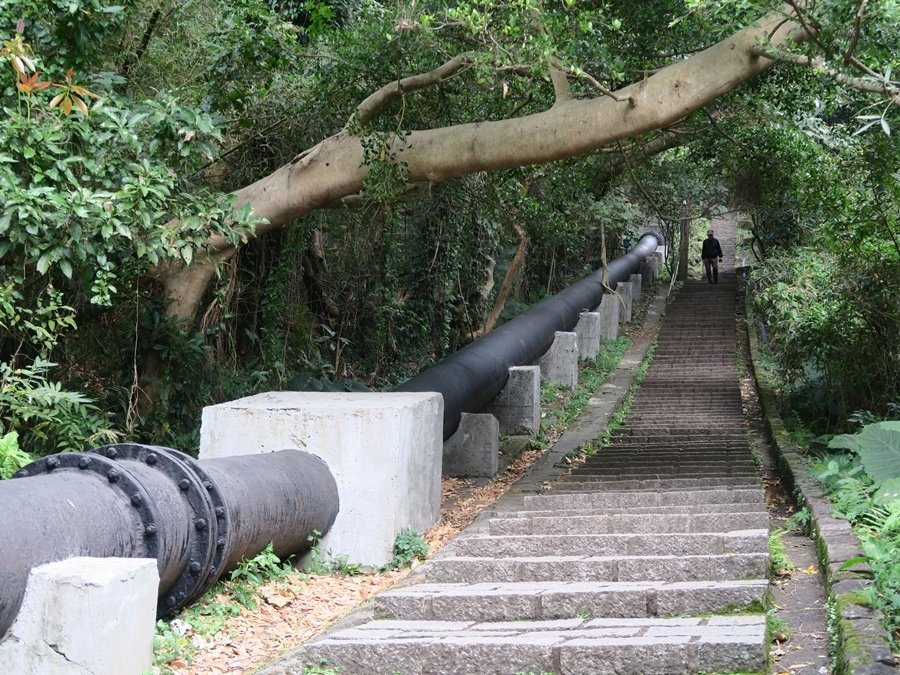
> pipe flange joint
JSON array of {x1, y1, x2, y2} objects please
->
[
  {"x1": 90, "y1": 444, "x2": 228, "y2": 616},
  {"x1": 12, "y1": 453, "x2": 159, "y2": 561}
]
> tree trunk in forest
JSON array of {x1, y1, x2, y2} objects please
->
[
  {"x1": 154, "y1": 9, "x2": 809, "y2": 324},
  {"x1": 479, "y1": 223, "x2": 529, "y2": 335}
]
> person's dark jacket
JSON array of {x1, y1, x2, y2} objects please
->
[{"x1": 701, "y1": 237, "x2": 723, "y2": 259}]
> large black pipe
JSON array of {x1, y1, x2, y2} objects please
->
[
  {"x1": 0, "y1": 445, "x2": 338, "y2": 639},
  {"x1": 396, "y1": 232, "x2": 660, "y2": 439}
]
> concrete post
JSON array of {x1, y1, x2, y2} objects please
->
[
  {"x1": 574, "y1": 311, "x2": 602, "y2": 360},
  {"x1": 630, "y1": 272, "x2": 643, "y2": 302},
  {"x1": 617, "y1": 281, "x2": 633, "y2": 324},
  {"x1": 484, "y1": 366, "x2": 541, "y2": 436},
  {"x1": 598, "y1": 294, "x2": 620, "y2": 340},
  {"x1": 538, "y1": 331, "x2": 578, "y2": 389},
  {"x1": 640, "y1": 259, "x2": 655, "y2": 284},
  {"x1": 0, "y1": 557, "x2": 158, "y2": 675},
  {"x1": 442, "y1": 413, "x2": 499, "y2": 478},
  {"x1": 199, "y1": 391, "x2": 443, "y2": 566}
]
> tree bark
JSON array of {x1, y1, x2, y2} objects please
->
[
  {"x1": 155, "y1": 9, "x2": 809, "y2": 322},
  {"x1": 479, "y1": 223, "x2": 529, "y2": 335}
]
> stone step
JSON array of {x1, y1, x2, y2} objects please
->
[
  {"x1": 488, "y1": 511, "x2": 769, "y2": 536},
  {"x1": 569, "y1": 466, "x2": 757, "y2": 477},
  {"x1": 522, "y1": 488, "x2": 765, "y2": 511},
  {"x1": 564, "y1": 470, "x2": 759, "y2": 481},
  {"x1": 299, "y1": 616, "x2": 767, "y2": 675},
  {"x1": 497, "y1": 501, "x2": 766, "y2": 518},
  {"x1": 550, "y1": 476, "x2": 760, "y2": 492},
  {"x1": 426, "y1": 553, "x2": 768, "y2": 583},
  {"x1": 449, "y1": 530, "x2": 767, "y2": 558},
  {"x1": 374, "y1": 580, "x2": 768, "y2": 622}
]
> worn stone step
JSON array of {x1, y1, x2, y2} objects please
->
[
  {"x1": 488, "y1": 511, "x2": 769, "y2": 536},
  {"x1": 569, "y1": 466, "x2": 757, "y2": 477},
  {"x1": 550, "y1": 476, "x2": 760, "y2": 492},
  {"x1": 426, "y1": 553, "x2": 768, "y2": 583},
  {"x1": 498, "y1": 501, "x2": 766, "y2": 518},
  {"x1": 565, "y1": 470, "x2": 758, "y2": 481},
  {"x1": 449, "y1": 530, "x2": 767, "y2": 558},
  {"x1": 298, "y1": 616, "x2": 767, "y2": 675},
  {"x1": 374, "y1": 580, "x2": 768, "y2": 622},
  {"x1": 522, "y1": 488, "x2": 765, "y2": 511}
]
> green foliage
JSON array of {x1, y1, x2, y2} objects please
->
[
  {"x1": 768, "y1": 527, "x2": 794, "y2": 576},
  {"x1": 828, "y1": 422, "x2": 900, "y2": 505},
  {"x1": 812, "y1": 450, "x2": 900, "y2": 643},
  {"x1": 0, "y1": 431, "x2": 31, "y2": 479},
  {"x1": 388, "y1": 527, "x2": 429, "y2": 569}
]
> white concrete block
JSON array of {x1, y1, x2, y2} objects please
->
[
  {"x1": 443, "y1": 413, "x2": 499, "y2": 477},
  {"x1": 538, "y1": 331, "x2": 578, "y2": 389},
  {"x1": 630, "y1": 272, "x2": 643, "y2": 301},
  {"x1": 0, "y1": 557, "x2": 158, "y2": 675},
  {"x1": 575, "y1": 311, "x2": 602, "y2": 360},
  {"x1": 597, "y1": 294, "x2": 620, "y2": 341},
  {"x1": 484, "y1": 366, "x2": 541, "y2": 436},
  {"x1": 199, "y1": 391, "x2": 443, "y2": 565},
  {"x1": 617, "y1": 281, "x2": 633, "y2": 324}
]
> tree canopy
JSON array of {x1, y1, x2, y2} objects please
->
[{"x1": 0, "y1": 0, "x2": 897, "y2": 454}]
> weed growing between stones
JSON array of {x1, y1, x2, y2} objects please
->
[
  {"x1": 531, "y1": 337, "x2": 630, "y2": 452},
  {"x1": 768, "y1": 527, "x2": 795, "y2": 577}
]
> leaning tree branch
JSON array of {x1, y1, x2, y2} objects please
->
[
  {"x1": 843, "y1": 0, "x2": 868, "y2": 65},
  {"x1": 750, "y1": 46, "x2": 900, "y2": 105},
  {"x1": 154, "y1": 7, "x2": 812, "y2": 321},
  {"x1": 549, "y1": 66, "x2": 573, "y2": 104},
  {"x1": 351, "y1": 54, "x2": 472, "y2": 127}
]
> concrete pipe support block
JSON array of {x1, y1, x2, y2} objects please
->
[
  {"x1": 484, "y1": 366, "x2": 541, "y2": 436},
  {"x1": 617, "y1": 281, "x2": 633, "y2": 324},
  {"x1": 575, "y1": 311, "x2": 602, "y2": 361},
  {"x1": 597, "y1": 294, "x2": 620, "y2": 341},
  {"x1": 630, "y1": 272, "x2": 643, "y2": 300},
  {"x1": 538, "y1": 331, "x2": 578, "y2": 390},
  {"x1": 199, "y1": 391, "x2": 443, "y2": 566},
  {"x1": 0, "y1": 557, "x2": 158, "y2": 675},
  {"x1": 443, "y1": 413, "x2": 500, "y2": 478}
]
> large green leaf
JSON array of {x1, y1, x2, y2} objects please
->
[
  {"x1": 857, "y1": 421, "x2": 900, "y2": 484},
  {"x1": 829, "y1": 433, "x2": 861, "y2": 453},
  {"x1": 874, "y1": 477, "x2": 900, "y2": 506}
]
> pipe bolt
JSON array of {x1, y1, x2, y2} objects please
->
[
  {"x1": 178, "y1": 479, "x2": 191, "y2": 491},
  {"x1": 131, "y1": 493, "x2": 144, "y2": 506},
  {"x1": 78, "y1": 456, "x2": 91, "y2": 469},
  {"x1": 46, "y1": 457, "x2": 60, "y2": 470},
  {"x1": 203, "y1": 480, "x2": 213, "y2": 491},
  {"x1": 217, "y1": 537, "x2": 226, "y2": 549},
  {"x1": 144, "y1": 524, "x2": 157, "y2": 537},
  {"x1": 215, "y1": 506, "x2": 226, "y2": 519},
  {"x1": 188, "y1": 561, "x2": 202, "y2": 575},
  {"x1": 106, "y1": 447, "x2": 118, "y2": 459},
  {"x1": 194, "y1": 518, "x2": 207, "y2": 531},
  {"x1": 107, "y1": 469, "x2": 121, "y2": 483},
  {"x1": 165, "y1": 595, "x2": 177, "y2": 608},
  {"x1": 145, "y1": 453, "x2": 158, "y2": 465}
]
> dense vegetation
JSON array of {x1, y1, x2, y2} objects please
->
[{"x1": 0, "y1": 0, "x2": 897, "y2": 467}]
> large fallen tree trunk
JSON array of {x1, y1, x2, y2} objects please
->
[{"x1": 154, "y1": 8, "x2": 809, "y2": 322}]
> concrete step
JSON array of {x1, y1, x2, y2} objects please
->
[
  {"x1": 497, "y1": 501, "x2": 767, "y2": 518},
  {"x1": 521, "y1": 488, "x2": 765, "y2": 511},
  {"x1": 449, "y1": 530, "x2": 768, "y2": 558},
  {"x1": 550, "y1": 476, "x2": 760, "y2": 492},
  {"x1": 564, "y1": 470, "x2": 759, "y2": 481},
  {"x1": 426, "y1": 553, "x2": 768, "y2": 583},
  {"x1": 488, "y1": 511, "x2": 769, "y2": 536},
  {"x1": 299, "y1": 616, "x2": 767, "y2": 675},
  {"x1": 374, "y1": 580, "x2": 769, "y2": 621}
]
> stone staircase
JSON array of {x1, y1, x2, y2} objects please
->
[{"x1": 297, "y1": 224, "x2": 770, "y2": 674}]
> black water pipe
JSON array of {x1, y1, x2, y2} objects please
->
[
  {"x1": 396, "y1": 232, "x2": 661, "y2": 439},
  {"x1": 0, "y1": 445, "x2": 338, "y2": 639}
]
